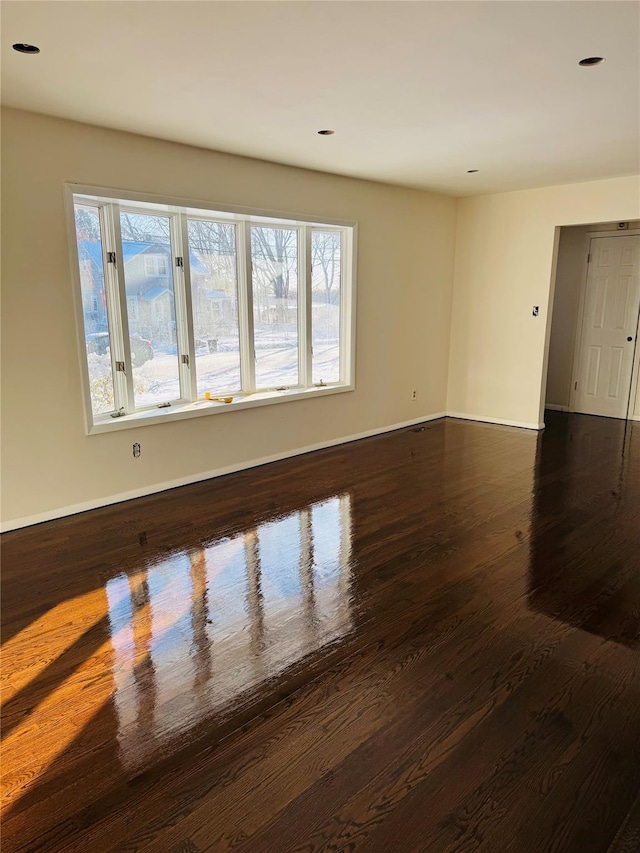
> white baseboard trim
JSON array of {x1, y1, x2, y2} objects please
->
[
  {"x1": 1, "y1": 412, "x2": 447, "y2": 532},
  {"x1": 447, "y1": 412, "x2": 544, "y2": 430},
  {"x1": 546, "y1": 406, "x2": 640, "y2": 421}
]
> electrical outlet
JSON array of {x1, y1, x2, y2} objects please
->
[
  {"x1": 132, "y1": 442, "x2": 141, "y2": 458},
  {"x1": 411, "y1": 390, "x2": 418, "y2": 401}
]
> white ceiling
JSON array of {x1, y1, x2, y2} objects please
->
[{"x1": 2, "y1": 1, "x2": 639, "y2": 196}]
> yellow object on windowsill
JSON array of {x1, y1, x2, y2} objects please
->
[{"x1": 204, "y1": 393, "x2": 234, "y2": 404}]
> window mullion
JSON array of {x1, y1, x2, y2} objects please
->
[
  {"x1": 341, "y1": 228, "x2": 353, "y2": 386},
  {"x1": 238, "y1": 220, "x2": 256, "y2": 393},
  {"x1": 302, "y1": 226, "x2": 313, "y2": 387},
  {"x1": 105, "y1": 203, "x2": 135, "y2": 413},
  {"x1": 297, "y1": 226, "x2": 310, "y2": 387},
  {"x1": 173, "y1": 213, "x2": 197, "y2": 401}
]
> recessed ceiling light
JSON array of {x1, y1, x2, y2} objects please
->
[
  {"x1": 12, "y1": 43, "x2": 40, "y2": 54},
  {"x1": 467, "y1": 169, "x2": 479, "y2": 174},
  {"x1": 579, "y1": 57, "x2": 605, "y2": 66},
  {"x1": 317, "y1": 129, "x2": 335, "y2": 135}
]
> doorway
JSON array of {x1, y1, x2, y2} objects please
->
[{"x1": 545, "y1": 222, "x2": 640, "y2": 421}]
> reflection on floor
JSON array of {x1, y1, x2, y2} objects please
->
[
  {"x1": 1, "y1": 413, "x2": 639, "y2": 853},
  {"x1": 529, "y1": 412, "x2": 640, "y2": 648},
  {"x1": 107, "y1": 496, "x2": 351, "y2": 771}
]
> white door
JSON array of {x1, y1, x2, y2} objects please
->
[{"x1": 572, "y1": 235, "x2": 640, "y2": 419}]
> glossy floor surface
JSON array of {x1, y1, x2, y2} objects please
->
[{"x1": 2, "y1": 413, "x2": 639, "y2": 853}]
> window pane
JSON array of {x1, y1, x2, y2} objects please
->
[
  {"x1": 74, "y1": 205, "x2": 115, "y2": 415},
  {"x1": 119, "y1": 212, "x2": 181, "y2": 407},
  {"x1": 251, "y1": 226, "x2": 299, "y2": 389},
  {"x1": 311, "y1": 231, "x2": 341, "y2": 384},
  {"x1": 187, "y1": 220, "x2": 241, "y2": 396}
]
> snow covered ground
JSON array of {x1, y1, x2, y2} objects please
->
[
  {"x1": 131, "y1": 343, "x2": 340, "y2": 406},
  {"x1": 88, "y1": 338, "x2": 340, "y2": 411}
]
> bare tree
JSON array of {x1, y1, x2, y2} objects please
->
[
  {"x1": 74, "y1": 207, "x2": 101, "y2": 241},
  {"x1": 311, "y1": 231, "x2": 340, "y2": 304},
  {"x1": 251, "y1": 227, "x2": 297, "y2": 324},
  {"x1": 119, "y1": 213, "x2": 170, "y2": 242},
  {"x1": 187, "y1": 220, "x2": 236, "y2": 286},
  {"x1": 187, "y1": 220, "x2": 238, "y2": 339}
]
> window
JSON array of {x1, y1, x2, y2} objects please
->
[
  {"x1": 311, "y1": 230, "x2": 341, "y2": 385},
  {"x1": 120, "y1": 213, "x2": 181, "y2": 408},
  {"x1": 144, "y1": 255, "x2": 168, "y2": 277},
  {"x1": 251, "y1": 226, "x2": 299, "y2": 389},
  {"x1": 68, "y1": 187, "x2": 355, "y2": 432},
  {"x1": 187, "y1": 218, "x2": 242, "y2": 397},
  {"x1": 74, "y1": 204, "x2": 114, "y2": 415}
]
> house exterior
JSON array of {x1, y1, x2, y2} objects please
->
[{"x1": 77, "y1": 240, "x2": 220, "y2": 346}]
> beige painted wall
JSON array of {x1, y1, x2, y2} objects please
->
[
  {"x1": 637, "y1": 345, "x2": 640, "y2": 418},
  {"x1": 0, "y1": 108, "x2": 457, "y2": 528},
  {"x1": 448, "y1": 176, "x2": 640, "y2": 428},
  {"x1": 546, "y1": 221, "x2": 640, "y2": 411},
  {"x1": 545, "y1": 225, "x2": 588, "y2": 409}
]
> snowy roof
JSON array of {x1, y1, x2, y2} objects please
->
[
  {"x1": 121, "y1": 242, "x2": 153, "y2": 263},
  {"x1": 140, "y1": 285, "x2": 170, "y2": 301},
  {"x1": 188, "y1": 253, "x2": 209, "y2": 275},
  {"x1": 78, "y1": 240, "x2": 103, "y2": 268},
  {"x1": 78, "y1": 240, "x2": 208, "y2": 275}
]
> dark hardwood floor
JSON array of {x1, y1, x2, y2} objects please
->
[{"x1": 2, "y1": 412, "x2": 639, "y2": 853}]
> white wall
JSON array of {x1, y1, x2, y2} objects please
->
[
  {"x1": 546, "y1": 221, "x2": 640, "y2": 411},
  {"x1": 0, "y1": 108, "x2": 457, "y2": 529},
  {"x1": 448, "y1": 177, "x2": 640, "y2": 428}
]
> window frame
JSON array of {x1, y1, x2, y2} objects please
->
[
  {"x1": 250, "y1": 222, "x2": 304, "y2": 392},
  {"x1": 65, "y1": 184, "x2": 357, "y2": 434},
  {"x1": 310, "y1": 227, "x2": 345, "y2": 387}
]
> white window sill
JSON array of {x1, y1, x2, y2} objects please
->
[{"x1": 88, "y1": 383, "x2": 355, "y2": 434}]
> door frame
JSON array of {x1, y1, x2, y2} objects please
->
[{"x1": 568, "y1": 229, "x2": 640, "y2": 419}]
